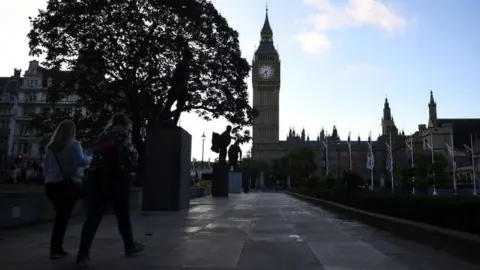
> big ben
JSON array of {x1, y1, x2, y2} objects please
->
[{"x1": 251, "y1": 7, "x2": 280, "y2": 161}]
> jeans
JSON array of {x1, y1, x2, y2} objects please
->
[
  {"x1": 77, "y1": 173, "x2": 134, "y2": 257},
  {"x1": 45, "y1": 181, "x2": 78, "y2": 253}
]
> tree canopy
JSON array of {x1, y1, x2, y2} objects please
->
[
  {"x1": 270, "y1": 147, "x2": 318, "y2": 184},
  {"x1": 28, "y1": 0, "x2": 256, "y2": 147},
  {"x1": 400, "y1": 153, "x2": 449, "y2": 192}
]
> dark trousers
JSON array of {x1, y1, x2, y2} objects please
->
[
  {"x1": 45, "y1": 182, "x2": 77, "y2": 253},
  {"x1": 78, "y1": 173, "x2": 134, "y2": 257}
]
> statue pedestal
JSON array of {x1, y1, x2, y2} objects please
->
[
  {"x1": 228, "y1": 171, "x2": 242, "y2": 193},
  {"x1": 258, "y1": 172, "x2": 265, "y2": 189},
  {"x1": 142, "y1": 126, "x2": 191, "y2": 211},
  {"x1": 212, "y1": 162, "x2": 229, "y2": 197}
]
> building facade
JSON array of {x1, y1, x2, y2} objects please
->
[
  {"x1": 251, "y1": 9, "x2": 479, "y2": 187},
  {"x1": 0, "y1": 60, "x2": 83, "y2": 166}
]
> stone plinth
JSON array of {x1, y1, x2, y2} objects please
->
[
  {"x1": 212, "y1": 162, "x2": 229, "y2": 197},
  {"x1": 228, "y1": 171, "x2": 242, "y2": 193},
  {"x1": 142, "y1": 126, "x2": 191, "y2": 211}
]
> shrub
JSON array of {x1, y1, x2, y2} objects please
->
[
  {"x1": 294, "y1": 188, "x2": 480, "y2": 236},
  {"x1": 319, "y1": 174, "x2": 335, "y2": 189},
  {"x1": 305, "y1": 176, "x2": 321, "y2": 189},
  {"x1": 338, "y1": 170, "x2": 364, "y2": 194},
  {"x1": 199, "y1": 180, "x2": 212, "y2": 187}
]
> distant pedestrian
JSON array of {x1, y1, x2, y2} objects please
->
[
  {"x1": 76, "y1": 113, "x2": 144, "y2": 267},
  {"x1": 43, "y1": 120, "x2": 92, "y2": 259}
]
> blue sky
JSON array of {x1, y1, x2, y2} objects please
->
[{"x1": 1, "y1": 0, "x2": 479, "y2": 161}]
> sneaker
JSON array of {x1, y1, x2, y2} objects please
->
[
  {"x1": 125, "y1": 242, "x2": 145, "y2": 257},
  {"x1": 76, "y1": 255, "x2": 90, "y2": 268},
  {"x1": 50, "y1": 250, "x2": 69, "y2": 260}
]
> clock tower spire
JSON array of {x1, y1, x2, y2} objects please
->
[{"x1": 251, "y1": 5, "x2": 280, "y2": 162}]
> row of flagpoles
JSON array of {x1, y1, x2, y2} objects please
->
[{"x1": 320, "y1": 131, "x2": 477, "y2": 195}]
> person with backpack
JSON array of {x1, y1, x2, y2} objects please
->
[
  {"x1": 43, "y1": 120, "x2": 92, "y2": 259},
  {"x1": 76, "y1": 113, "x2": 144, "y2": 267}
]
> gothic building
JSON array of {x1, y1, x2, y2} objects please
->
[
  {"x1": 0, "y1": 60, "x2": 85, "y2": 167},
  {"x1": 251, "y1": 8, "x2": 480, "y2": 187},
  {"x1": 403, "y1": 91, "x2": 480, "y2": 186}
]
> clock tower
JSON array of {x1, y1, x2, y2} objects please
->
[{"x1": 251, "y1": 7, "x2": 280, "y2": 161}]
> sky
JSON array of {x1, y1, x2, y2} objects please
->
[{"x1": 1, "y1": 0, "x2": 479, "y2": 161}]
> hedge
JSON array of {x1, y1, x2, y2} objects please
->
[{"x1": 293, "y1": 188, "x2": 480, "y2": 236}]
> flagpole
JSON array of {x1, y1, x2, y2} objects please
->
[
  {"x1": 409, "y1": 136, "x2": 415, "y2": 194},
  {"x1": 389, "y1": 132, "x2": 394, "y2": 191},
  {"x1": 471, "y1": 134, "x2": 476, "y2": 195},
  {"x1": 429, "y1": 134, "x2": 437, "y2": 196},
  {"x1": 322, "y1": 134, "x2": 329, "y2": 176},
  {"x1": 430, "y1": 134, "x2": 434, "y2": 164},
  {"x1": 348, "y1": 131, "x2": 352, "y2": 170},
  {"x1": 368, "y1": 131, "x2": 373, "y2": 190},
  {"x1": 451, "y1": 131, "x2": 457, "y2": 194},
  {"x1": 326, "y1": 135, "x2": 329, "y2": 175}
]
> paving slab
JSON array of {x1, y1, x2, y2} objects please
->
[{"x1": 0, "y1": 192, "x2": 477, "y2": 269}]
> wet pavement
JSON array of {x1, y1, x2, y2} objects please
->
[{"x1": 0, "y1": 192, "x2": 478, "y2": 269}]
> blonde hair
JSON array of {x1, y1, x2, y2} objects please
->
[
  {"x1": 107, "y1": 112, "x2": 131, "y2": 128},
  {"x1": 46, "y1": 120, "x2": 76, "y2": 152}
]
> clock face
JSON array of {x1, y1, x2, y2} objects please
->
[{"x1": 258, "y1": 65, "x2": 274, "y2": 79}]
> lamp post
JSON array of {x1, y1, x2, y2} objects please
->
[{"x1": 201, "y1": 133, "x2": 206, "y2": 170}]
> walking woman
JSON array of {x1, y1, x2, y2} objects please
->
[
  {"x1": 76, "y1": 113, "x2": 144, "y2": 267},
  {"x1": 43, "y1": 120, "x2": 92, "y2": 259}
]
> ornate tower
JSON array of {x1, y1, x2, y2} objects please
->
[
  {"x1": 251, "y1": 7, "x2": 280, "y2": 161},
  {"x1": 428, "y1": 90, "x2": 437, "y2": 125},
  {"x1": 381, "y1": 98, "x2": 398, "y2": 136}
]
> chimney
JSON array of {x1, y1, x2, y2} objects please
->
[
  {"x1": 13, "y1": 69, "x2": 21, "y2": 77},
  {"x1": 418, "y1": 124, "x2": 426, "y2": 131}
]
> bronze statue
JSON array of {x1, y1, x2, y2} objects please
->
[
  {"x1": 155, "y1": 44, "x2": 193, "y2": 126},
  {"x1": 211, "y1": 125, "x2": 232, "y2": 163},
  {"x1": 228, "y1": 141, "x2": 242, "y2": 171}
]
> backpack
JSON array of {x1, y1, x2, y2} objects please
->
[{"x1": 98, "y1": 134, "x2": 124, "y2": 173}]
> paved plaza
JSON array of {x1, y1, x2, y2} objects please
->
[{"x1": 0, "y1": 192, "x2": 477, "y2": 270}]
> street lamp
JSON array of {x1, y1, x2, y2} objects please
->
[{"x1": 201, "y1": 133, "x2": 206, "y2": 170}]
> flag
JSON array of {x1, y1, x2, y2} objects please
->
[
  {"x1": 386, "y1": 143, "x2": 393, "y2": 171},
  {"x1": 446, "y1": 144, "x2": 454, "y2": 157},
  {"x1": 366, "y1": 134, "x2": 374, "y2": 169},
  {"x1": 406, "y1": 138, "x2": 414, "y2": 167},
  {"x1": 347, "y1": 132, "x2": 352, "y2": 170},
  {"x1": 367, "y1": 152, "x2": 375, "y2": 169},
  {"x1": 321, "y1": 139, "x2": 328, "y2": 175},
  {"x1": 445, "y1": 143, "x2": 456, "y2": 169},
  {"x1": 464, "y1": 145, "x2": 473, "y2": 166}
]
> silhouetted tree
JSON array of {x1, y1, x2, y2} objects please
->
[
  {"x1": 28, "y1": 0, "x2": 256, "y2": 149},
  {"x1": 284, "y1": 147, "x2": 317, "y2": 185}
]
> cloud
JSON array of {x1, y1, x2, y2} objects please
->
[
  {"x1": 297, "y1": 0, "x2": 408, "y2": 54},
  {"x1": 295, "y1": 32, "x2": 331, "y2": 54}
]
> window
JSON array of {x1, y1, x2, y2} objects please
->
[
  {"x1": 23, "y1": 107, "x2": 35, "y2": 117},
  {"x1": 22, "y1": 142, "x2": 29, "y2": 154},
  {"x1": 42, "y1": 108, "x2": 50, "y2": 115}
]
